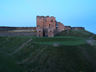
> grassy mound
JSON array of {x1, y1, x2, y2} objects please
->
[
  {"x1": 0, "y1": 36, "x2": 96, "y2": 72},
  {"x1": 0, "y1": 30, "x2": 96, "y2": 72},
  {"x1": 93, "y1": 35, "x2": 96, "y2": 40},
  {"x1": 33, "y1": 36, "x2": 86, "y2": 46},
  {"x1": 56, "y1": 29, "x2": 94, "y2": 38}
]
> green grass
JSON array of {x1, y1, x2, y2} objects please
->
[
  {"x1": 0, "y1": 30, "x2": 96, "y2": 72},
  {"x1": 32, "y1": 36, "x2": 86, "y2": 46},
  {"x1": 93, "y1": 35, "x2": 96, "y2": 40},
  {"x1": 56, "y1": 29, "x2": 94, "y2": 38},
  {"x1": 0, "y1": 36, "x2": 30, "y2": 53}
]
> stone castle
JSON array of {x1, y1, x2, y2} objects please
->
[
  {"x1": 0, "y1": 16, "x2": 85, "y2": 37},
  {"x1": 36, "y1": 16, "x2": 85, "y2": 37},
  {"x1": 36, "y1": 16, "x2": 65, "y2": 37}
]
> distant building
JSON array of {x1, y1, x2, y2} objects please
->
[{"x1": 36, "y1": 16, "x2": 65, "y2": 37}]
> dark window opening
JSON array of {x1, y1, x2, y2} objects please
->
[
  {"x1": 49, "y1": 24, "x2": 51, "y2": 28},
  {"x1": 37, "y1": 25, "x2": 40, "y2": 27},
  {"x1": 56, "y1": 22, "x2": 58, "y2": 30},
  {"x1": 43, "y1": 31, "x2": 48, "y2": 37},
  {"x1": 51, "y1": 20, "x2": 53, "y2": 22},
  {"x1": 56, "y1": 23, "x2": 58, "y2": 27},
  {"x1": 56, "y1": 27, "x2": 58, "y2": 30}
]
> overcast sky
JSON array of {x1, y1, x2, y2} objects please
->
[{"x1": 0, "y1": 0, "x2": 96, "y2": 34}]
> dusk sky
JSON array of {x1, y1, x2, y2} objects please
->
[{"x1": 0, "y1": 0, "x2": 96, "y2": 34}]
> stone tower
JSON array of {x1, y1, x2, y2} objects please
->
[{"x1": 36, "y1": 16, "x2": 56, "y2": 37}]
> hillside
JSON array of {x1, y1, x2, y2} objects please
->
[
  {"x1": 56, "y1": 29, "x2": 95, "y2": 38},
  {"x1": 0, "y1": 30, "x2": 96, "y2": 72}
]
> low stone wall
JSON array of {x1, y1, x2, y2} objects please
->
[
  {"x1": 0, "y1": 32, "x2": 36, "y2": 36},
  {"x1": 71, "y1": 27, "x2": 85, "y2": 30},
  {"x1": 0, "y1": 27, "x2": 36, "y2": 31},
  {"x1": 0, "y1": 27, "x2": 37, "y2": 36}
]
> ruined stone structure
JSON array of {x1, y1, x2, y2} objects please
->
[
  {"x1": 64, "y1": 26, "x2": 72, "y2": 30},
  {"x1": 0, "y1": 16, "x2": 85, "y2": 37},
  {"x1": 56, "y1": 22, "x2": 65, "y2": 32},
  {"x1": 36, "y1": 16, "x2": 65, "y2": 37},
  {"x1": 71, "y1": 27, "x2": 85, "y2": 30},
  {"x1": 0, "y1": 27, "x2": 36, "y2": 31}
]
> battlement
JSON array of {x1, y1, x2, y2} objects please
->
[{"x1": 37, "y1": 16, "x2": 55, "y2": 19}]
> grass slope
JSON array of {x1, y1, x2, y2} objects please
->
[
  {"x1": 0, "y1": 30, "x2": 96, "y2": 72},
  {"x1": 33, "y1": 36, "x2": 86, "y2": 46},
  {"x1": 56, "y1": 29, "x2": 94, "y2": 38}
]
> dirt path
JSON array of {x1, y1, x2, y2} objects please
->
[{"x1": 10, "y1": 39, "x2": 32, "y2": 55}]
